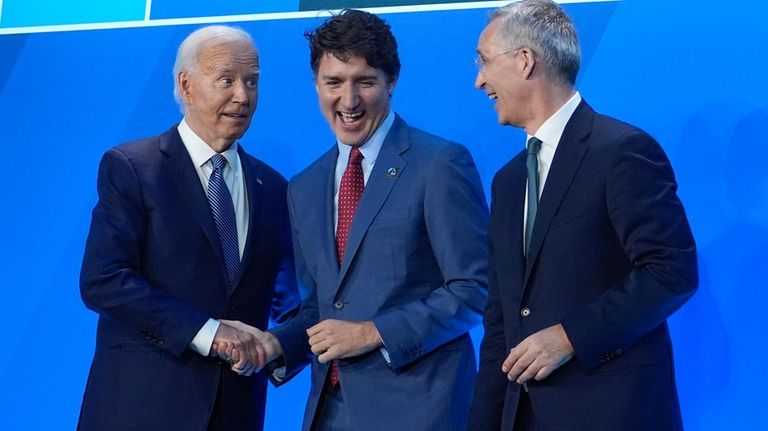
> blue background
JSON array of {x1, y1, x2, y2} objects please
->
[{"x1": 0, "y1": 0, "x2": 765, "y2": 429}]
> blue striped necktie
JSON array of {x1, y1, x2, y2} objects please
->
[{"x1": 208, "y1": 154, "x2": 240, "y2": 290}]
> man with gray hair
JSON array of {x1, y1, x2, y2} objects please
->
[
  {"x1": 469, "y1": 1, "x2": 697, "y2": 429},
  {"x1": 78, "y1": 25, "x2": 299, "y2": 431}
]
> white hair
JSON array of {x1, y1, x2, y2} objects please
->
[
  {"x1": 172, "y1": 25, "x2": 259, "y2": 106},
  {"x1": 491, "y1": 0, "x2": 580, "y2": 85}
]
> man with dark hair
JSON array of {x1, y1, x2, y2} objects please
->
[
  {"x1": 246, "y1": 9, "x2": 489, "y2": 431},
  {"x1": 78, "y1": 25, "x2": 299, "y2": 431},
  {"x1": 469, "y1": 1, "x2": 698, "y2": 430}
]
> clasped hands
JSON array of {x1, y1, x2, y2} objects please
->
[
  {"x1": 213, "y1": 318, "x2": 383, "y2": 377},
  {"x1": 212, "y1": 319, "x2": 282, "y2": 376}
]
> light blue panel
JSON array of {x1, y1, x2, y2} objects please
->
[{"x1": 0, "y1": 0, "x2": 145, "y2": 27}]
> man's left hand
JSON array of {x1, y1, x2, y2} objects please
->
[
  {"x1": 307, "y1": 319, "x2": 383, "y2": 363},
  {"x1": 502, "y1": 323, "x2": 575, "y2": 384}
]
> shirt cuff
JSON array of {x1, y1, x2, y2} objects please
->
[
  {"x1": 380, "y1": 347, "x2": 391, "y2": 364},
  {"x1": 190, "y1": 318, "x2": 220, "y2": 356}
]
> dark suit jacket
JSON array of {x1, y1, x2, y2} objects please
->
[
  {"x1": 78, "y1": 125, "x2": 299, "y2": 431},
  {"x1": 271, "y1": 116, "x2": 489, "y2": 430},
  {"x1": 469, "y1": 101, "x2": 698, "y2": 430}
]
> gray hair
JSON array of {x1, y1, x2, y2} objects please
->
[
  {"x1": 491, "y1": 0, "x2": 580, "y2": 85},
  {"x1": 172, "y1": 25, "x2": 259, "y2": 105}
]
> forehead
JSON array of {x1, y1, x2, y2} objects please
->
[
  {"x1": 198, "y1": 41, "x2": 259, "y2": 71},
  {"x1": 317, "y1": 53, "x2": 384, "y2": 78},
  {"x1": 478, "y1": 19, "x2": 503, "y2": 52}
]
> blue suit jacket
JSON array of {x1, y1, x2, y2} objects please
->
[
  {"x1": 272, "y1": 116, "x2": 489, "y2": 430},
  {"x1": 78, "y1": 126, "x2": 299, "y2": 431},
  {"x1": 469, "y1": 101, "x2": 698, "y2": 430}
]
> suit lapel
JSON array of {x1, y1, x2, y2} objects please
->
[
  {"x1": 336, "y1": 117, "x2": 409, "y2": 291},
  {"x1": 523, "y1": 101, "x2": 594, "y2": 289},
  {"x1": 160, "y1": 127, "x2": 225, "y2": 268},
  {"x1": 503, "y1": 155, "x2": 528, "y2": 289},
  {"x1": 314, "y1": 148, "x2": 340, "y2": 278},
  {"x1": 235, "y1": 148, "x2": 264, "y2": 295}
]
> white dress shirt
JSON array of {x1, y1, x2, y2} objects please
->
[
  {"x1": 177, "y1": 118, "x2": 250, "y2": 356},
  {"x1": 523, "y1": 92, "x2": 582, "y2": 251}
]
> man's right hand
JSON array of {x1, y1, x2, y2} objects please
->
[
  {"x1": 213, "y1": 320, "x2": 284, "y2": 376},
  {"x1": 212, "y1": 320, "x2": 263, "y2": 376}
]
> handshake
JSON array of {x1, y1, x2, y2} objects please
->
[{"x1": 211, "y1": 319, "x2": 283, "y2": 377}]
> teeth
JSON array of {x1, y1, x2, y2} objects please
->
[
  {"x1": 488, "y1": 94, "x2": 498, "y2": 101},
  {"x1": 340, "y1": 112, "x2": 364, "y2": 122}
]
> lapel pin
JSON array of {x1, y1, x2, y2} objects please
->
[
  {"x1": 256, "y1": 177, "x2": 263, "y2": 186},
  {"x1": 386, "y1": 167, "x2": 398, "y2": 178}
]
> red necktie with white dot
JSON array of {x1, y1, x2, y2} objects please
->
[{"x1": 329, "y1": 146, "x2": 364, "y2": 386}]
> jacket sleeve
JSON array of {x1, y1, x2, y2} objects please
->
[
  {"x1": 80, "y1": 148, "x2": 210, "y2": 357},
  {"x1": 372, "y1": 143, "x2": 489, "y2": 369},
  {"x1": 560, "y1": 131, "x2": 698, "y2": 369}
]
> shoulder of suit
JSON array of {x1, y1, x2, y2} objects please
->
[
  {"x1": 404, "y1": 124, "x2": 469, "y2": 156},
  {"x1": 239, "y1": 150, "x2": 288, "y2": 186}
]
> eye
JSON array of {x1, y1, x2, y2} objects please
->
[
  {"x1": 219, "y1": 77, "x2": 233, "y2": 86},
  {"x1": 359, "y1": 80, "x2": 375, "y2": 88},
  {"x1": 324, "y1": 79, "x2": 341, "y2": 88},
  {"x1": 246, "y1": 78, "x2": 258, "y2": 88}
]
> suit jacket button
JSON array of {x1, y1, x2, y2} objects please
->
[
  {"x1": 520, "y1": 307, "x2": 531, "y2": 317},
  {"x1": 333, "y1": 301, "x2": 345, "y2": 310}
]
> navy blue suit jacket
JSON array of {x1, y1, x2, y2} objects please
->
[
  {"x1": 272, "y1": 116, "x2": 489, "y2": 430},
  {"x1": 78, "y1": 126, "x2": 299, "y2": 431},
  {"x1": 469, "y1": 101, "x2": 698, "y2": 430}
]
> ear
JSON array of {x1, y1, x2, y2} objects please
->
[
  {"x1": 178, "y1": 70, "x2": 192, "y2": 102},
  {"x1": 519, "y1": 48, "x2": 536, "y2": 80}
]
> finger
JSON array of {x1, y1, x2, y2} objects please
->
[
  {"x1": 501, "y1": 346, "x2": 524, "y2": 373},
  {"x1": 254, "y1": 343, "x2": 267, "y2": 369},
  {"x1": 506, "y1": 351, "x2": 535, "y2": 382},
  {"x1": 516, "y1": 359, "x2": 541, "y2": 384},
  {"x1": 310, "y1": 337, "x2": 334, "y2": 356},
  {"x1": 306, "y1": 322, "x2": 326, "y2": 338},
  {"x1": 317, "y1": 348, "x2": 337, "y2": 364},
  {"x1": 534, "y1": 365, "x2": 553, "y2": 381}
]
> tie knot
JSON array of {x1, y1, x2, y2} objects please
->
[
  {"x1": 211, "y1": 154, "x2": 228, "y2": 170},
  {"x1": 527, "y1": 137, "x2": 542, "y2": 155},
  {"x1": 348, "y1": 146, "x2": 363, "y2": 165}
]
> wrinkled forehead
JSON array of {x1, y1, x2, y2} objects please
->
[{"x1": 198, "y1": 41, "x2": 259, "y2": 70}]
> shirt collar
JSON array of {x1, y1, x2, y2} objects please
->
[
  {"x1": 336, "y1": 110, "x2": 395, "y2": 165},
  {"x1": 527, "y1": 91, "x2": 581, "y2": 151},
  {"x1": 178, "y1": 118, "x2": 240, "y2": 167}
]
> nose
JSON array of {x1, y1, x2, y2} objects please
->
[
  {"x1": 474, "y1": 70, "x2": 486, "y2": 90},
  {"x1": 232, "y1": 80, "x2": 250, "y2": 105},
  {"x1": 340, "y1": 82, "x2": 360, "y2": 110}
]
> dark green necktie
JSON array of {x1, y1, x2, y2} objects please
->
[{"x1": 525, "y1": 137, "x2": 542, "y2": 255}]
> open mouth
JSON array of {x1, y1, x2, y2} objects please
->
[
  {"x1": 488, "y1": 93, "x2": 498, "y2": 101},
  {"x1": 338, "y1": 111, "x2": 365, "y2": 128}
]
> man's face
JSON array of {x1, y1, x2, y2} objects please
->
[
  {"x1": 179, "y1": 40, "x2": 259, "y2": 151},
  {"x1": 475, "y1": 19, "x2": 527, "y2": 127},
  {"x1": 315, "y1": 53, "x2": 395, "y2": 147}
]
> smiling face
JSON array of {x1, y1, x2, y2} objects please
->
[
  {"x1": 315, "y1": 53, "x2": 395, "y2": 147},
  {"x1": 475, "y1": 19, "x2": 530, "y2": 128},
  {"x1": 179, "y1": 40, "x2": 259, "y2": 152}
]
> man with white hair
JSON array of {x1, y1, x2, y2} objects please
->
[{"x1": 78, "y1": 25, "x2": 299, "y2": 431}]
